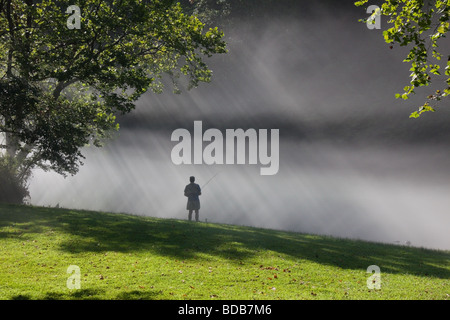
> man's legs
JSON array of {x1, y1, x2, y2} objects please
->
[
  {"x1": 195, "y1": 210, "x2": 199, "y2": 222},
  {"x1": 188, "y1": 210, "x2": 193, "y2": 221}
]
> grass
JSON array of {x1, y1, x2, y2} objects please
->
[{"x1": 0, "y1": 203, "x2": 449, "y2": 300}]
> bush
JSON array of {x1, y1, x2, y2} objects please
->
[{"x1": 0, "y1": 156, "x2": 29, "y2": 204}]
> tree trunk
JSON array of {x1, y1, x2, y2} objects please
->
[{"x1": 5, "y1": 131, "x2": 18, "y2": 158}]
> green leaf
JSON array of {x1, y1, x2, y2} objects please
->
[
  {"x1": 409, "y1": 111, "x2": 420, "y2": 118},
  {"x1": 354, "y1": 0, "x2": 369, "y2": 6},
  {"x1": 437, "y1": 22, "x2": 449, "y2": 34}
]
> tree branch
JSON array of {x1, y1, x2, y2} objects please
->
[{"x1": 52, "y1": 79, "x2": 78, "y2": 99}]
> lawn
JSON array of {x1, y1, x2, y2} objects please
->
[{"x1": 0, "y1": 203, "x2": 449, "y2": 300}]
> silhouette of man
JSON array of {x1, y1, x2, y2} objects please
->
[{"x1": 184, "y1": 176, "x2": 201, "y2": 222}]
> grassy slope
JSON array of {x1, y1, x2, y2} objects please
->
[{"x1": 0, "y1": 203, "x2": 449, "y2": 300}]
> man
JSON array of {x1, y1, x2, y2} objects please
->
[{"x1": 184, "y1": 176, "x2": 201, "y2": 222}]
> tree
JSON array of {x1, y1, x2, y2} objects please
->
[
  {"x1": 0, "y1": 0, "x2": 226, "y2": 203},
  {"x1": 355, "y1": 0, "x2": 450, "y2": 118}
]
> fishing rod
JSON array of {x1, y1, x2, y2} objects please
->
[{"x1": 201, "y1": 171, "x2": 221, "y2": 190}]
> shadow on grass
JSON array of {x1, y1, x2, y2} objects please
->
[
  {"x1": 116, "y1": 290, "x2": 160, "y2": 300},
  {"x1": 1, "y1": 203, "x2": 449, "y2": 280},
  {"x1": 8, "y1": 288, "x2": 157, "y2": 301},
  {"x1": 11, "y1": 294, "x2": 32, "y2": 300}
]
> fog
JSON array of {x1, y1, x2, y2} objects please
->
[{"x1": 29, "y1": 1, "x2": 450, "y2": 250}]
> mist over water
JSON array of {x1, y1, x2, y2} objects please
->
[{"x1": 29, "y1": 2, "x2": 450, "y2": 251}]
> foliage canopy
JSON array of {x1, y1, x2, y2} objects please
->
[
  {"x1": 0, "y1": 0, "x2": 226, "y2": 202},
  {"x1": 356, "y1": 0, "x2": 450, "y2": 118}
]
